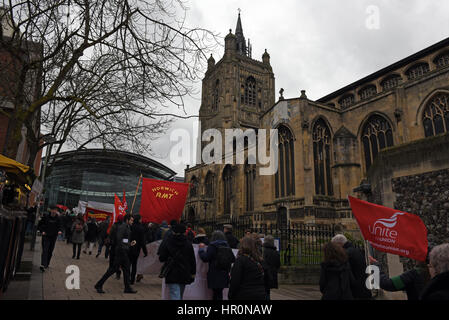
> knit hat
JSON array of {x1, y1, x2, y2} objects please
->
[{"x1": 173, "y1": 223, "x2": 186, "y2": 235}]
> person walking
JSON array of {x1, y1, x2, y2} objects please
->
[
  {"x1": 228, "y1": 236, "x2": 266, "y2": 300},
  {"x1": 37, "y1": 205, "x2": 63, "y2": 271},
  {"x1": 319, "y1": 242, "x2": 357, "y2": 300},
  {"x1": 25, "y1": 205, "x2": 37, "y2": 236},
  {"x1": 420, "y1": 243, "x2": 449, "y2": 300},
  {"x1": 96, "y1": 216, "x2": 110, "y2": 258},
  {"x1": 199, "y1": 230, "x2": 234, "y2": 300},
  {"x1": 331, "y1": 234, "x2": 372, "y2": 299},
  {"x1": 193, "y1": 227, "x2": 209, "y2": 245},
  {"x1": 129, "y1": 214, "x2": 148, "y2": 285},
  {"x1": 158, "y1": 223, "x2": 196, "y2": 300},
  {"x1": 224, "y1": 224, "x2": 239, "y2": 249},
  {"x1": 107, "y1": 215, "x2": 123, "y2": 279},
  {"x1": 95, "y1": 214, "x2": 137, "y2": 294},
  {"x1": 71, "y1": 216, "x2": 87, "y2": 259},
  {"x1": 63, "y1": 211, "x2": 74, "y2": 244},
  {"x1": 83, "y1": 217, "x2": 98, "y2": 255},
  {"x1": 262, "y1": 235, "x2": 281, "y2": 300}
]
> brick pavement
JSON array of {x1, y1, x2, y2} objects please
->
[{"x1": 32, "y1": 236, "x2": 321, "y2": 300}]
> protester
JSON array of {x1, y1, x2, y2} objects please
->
[
  {"x1": 157, "y1": 219, "x2": 178, "y2": 255},
  {"x1": 185, "y1": 223, "x2": 196, "y2": 242},
  {"x1": 25, "y1": 205, "x2": 37, "y2": 236},
  {"x1": 145, "y1": 222, "x2": 159, "y2": 243},
  {"x1": 368, "y1": 252, "x2": 431, "y2": 300},
  {"x1": 193, "y1": 227, "x2": 209, "y2": 245},
  {"x1": 96, "y1": 216, "x2": 110, "y2": 258},
  {"x1": 262, "y1": 235, "x2": 281, "y2": 300},
  {"x1": 84, "y1": 217, "x2": 98, "y2": 255},
  {"x1": 224, "y1": 224, "x2": 239, "y2": 249},
  {"x1": 71, "y1": 216, "x2": 87, "y2": 259},
  {"x1": 157, "y1": 220, "x2": 170, "y2": 240},
  {"x1": 107, "y1": 215, "x2": 123, "y2": 279},
  {"x1": 319, "y1": 241, "x2": 356, "y2": 300},
  {"x1": 331, "y1": 234, "x2": 372, "y2": 299},
  {"x1": 198, "y1": 230, "x2": 235, "y2": 300},
  {"x1": 420, "y1": 243, "x2": 449, "y2": 300},
  {"x1": 63, "y1": 211, "x2": 74, "y2": 244},
  {"x1": 129, "y1": 214, "x2": 148, "y2": 285},
  {"x1": 95, "y1": 214, "x2": 137, "y2": 294},
  {"x1": 158, "y1": 223, "x2": 196, "y2": 300},
  {"x1": 37, "y1": 205, "x2": 63, "y2": 271},
  {"x1": 228, "y1": 236, "x2": 266, "y2": 300}
]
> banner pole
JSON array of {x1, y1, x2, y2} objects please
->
[{"x1": 130, "y1": 174, "x2": 142, "y2": 214}]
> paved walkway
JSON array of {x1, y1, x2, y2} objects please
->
[{"x1": 4, "y1": 236, "x2": 322, "y2": 300}]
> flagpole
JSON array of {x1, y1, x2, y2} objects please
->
[{"x1": 131, "y1": 173, "x2": 143, "y2": 214}]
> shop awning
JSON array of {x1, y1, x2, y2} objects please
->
[{"x1": 0, "y1": 154, "x2": 35, "y2": 186}]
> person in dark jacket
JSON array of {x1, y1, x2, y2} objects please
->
[
  {"x1": 157, "y1": 219, "x2": 178, "y2": 255},
  {"x1": 37, "y1": 205, "x2": 63, "y2": 271},
  {"x1": 25, "y1": 205, "x2": 37, "y2": 236},
  {"x1": 83, "y1": 217, "x2": 98, "y2": 255},
  {"x1": 320, "y1": 241, "x2": 357, "y2": 300},
  {"x1": 199, "y1": 230, "x2": 235, "y2": 300},
  {"x1": 96, "y1": 216, "x2": 110, "y2": 257},
  {"x1": 420, "y1": 243, "x2": 449, "y2": 300},
  {"x1": 107, "y1": 216, "x2": 123, "y2": 279},
  {"x1": 95, "y1": 214, "x2": 137, "y2": 294},
  {"x1": 228, "y1": 236, "x2": 266, "y2": 300},
  {"x1": 332, "y1": 234, "x2": 372, "y2": 299},
  {"x1": 368, "y1": 255, "x2": 431, "y2": 300},
  {"x1": 193, "y1": 227, "x2": 209, "y2": 245},
  {"x1": 129, "y1": 214, "x2": 148, "y2": 284},
  {"x1": 224, "y1": 224, "x2": 239, "y2": 249},
  {"x1": 71, "y1": 217, "x2": 88, "y2": 259},
  {"x1": 263, "y1": 235, "x2": 281, "y2": 300},
  {"x1": 158, "y1": 223, "x2": 196, "y2": 300},
  {"x1": 64, "y1": 212, "x2": 74, "y2": 244}
]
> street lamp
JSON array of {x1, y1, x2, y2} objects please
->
[{"x1": 30, "y1": 134, "x2": 56, "y2": 251}]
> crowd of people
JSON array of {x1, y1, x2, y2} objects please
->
[{"x1": 35, "y1": 205, "x2": 449, "y2": 300}]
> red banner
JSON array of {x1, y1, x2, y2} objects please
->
[
  {"x1": 86, "y1": 207, "x2": 113, "y2": 222},
  {"x1": 139, "y1": 178, "x2": 189, "y2": 224},
  {"x1": 348, "y1": 196, "x2": 428, "y2": 261}
]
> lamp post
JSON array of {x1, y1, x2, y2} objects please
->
[{"x1": 30, "y1": 135, "x2": 56, "y2": 251}]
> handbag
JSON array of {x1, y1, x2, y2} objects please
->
[{"x1": 158, "y1": 249, "x2": 182, "y2": 278}]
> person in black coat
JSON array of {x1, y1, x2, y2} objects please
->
[
  {"x1": 158, "y1": 223, "x2": 196, "y2": 300},
  {"x1": 129, "y1": 214, "x2": 148, "y2": 284},
  {"x1": 84, "y1": 217, "x2": 98, "y2": 255},
  {"x1": 199, "y1": 230, "x2": 235, "y2": 300},
  {"x1": 320, "y1": 241, "x2": 357, "y2": 300},
  {"x1": 332, "y1": 234, "x2": 372, "y2": 299},
  {"x1": 224, "y1": 224, "x2": 239, "y2": 249},
  {"x1": 228, "y1": 236, "x2": 266, "y2": 300},
  {"x1": 420, "y1": 243, "x2": 449, "y2": 300},
  {"x1": 262, "y1": 235, "x2": 281, "y2": 300},
  {"x1": 369, "y1": 255, "x2": 431, "y2": 300},
  {"x1": 37, "y1": 205, "x2": 63, "y2": 271},
  {"x1": 96, "y1": 217, "x2": 110, "y2": 258},
  {"x1": 95, "y1": 214, "x2": 137, "y2": 294}
]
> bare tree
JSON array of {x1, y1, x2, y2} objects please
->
[{"x1": 0, "y1": 0, "x2": 219, "y2": 167}]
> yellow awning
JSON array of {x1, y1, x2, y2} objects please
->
[{"x1": 0, "y1": 154, "x2": 31, "y2": 175}]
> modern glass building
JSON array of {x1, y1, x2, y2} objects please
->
[{"x1": 43, "y1": 149, "x2": 176, "y2": 211}]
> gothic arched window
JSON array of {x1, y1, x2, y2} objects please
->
[
  {"x1": 381, "y1": 74, "x2": 402, "y2": 91},
  {"x1": 205, "y1": 171, "x2": 215, "y2": 198},
  {"x1": 242, "y1": 76, "x2": 256, "y2": 106},
  {"x1": 313, "y1": 119, "x2": 333, "y2": 196},
  {"x1": 275, "y1": 126, "x2": 295, "y2": 198},
  {"x1": 338, "y1": 94, "x2": 355, "y2": 109},
  {"x1": 362, "y1": 115, "x2": 394, "y2": 171},
  {"x1": 422, "y1": 93, "x2": 449, "y2": 137},
  {"x1": 190, "y1": 176, "x2": 198, "y2": 197},
  {"x1": 245, "y1": 161, "x2": 256, "y2": 212},
  {"x1": 213, "y1": 79, "x2": 219, "y2": 111},
  {"x1": 223, "y1": 165, "x2": 233, "y2": 215},
  {"x1": 406, "y1": 63, "x2": 430, "y2": 80}
]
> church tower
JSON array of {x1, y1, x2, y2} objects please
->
[{"x1": 198, "y1": 13, "x2": 276, "y2": 147}]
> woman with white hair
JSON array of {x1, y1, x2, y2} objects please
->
[{"x1": 420, "y1": 243, "x2": 449, "y2": 300}]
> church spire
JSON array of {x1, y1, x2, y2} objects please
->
[{"x1": 235, "y1": 11, "x2": 248, "y2": 57}]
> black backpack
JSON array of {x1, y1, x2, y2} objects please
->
[{"x1": 214, "y1": 246, "x2": 235, "y2": 271}]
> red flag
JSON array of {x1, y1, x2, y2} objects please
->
[
  {"x1": 348, "y1": 196, "x2": 428, "y2": 261},
  {"x1": 139, "y1": 178, "x2": 189, "y2": 224}
]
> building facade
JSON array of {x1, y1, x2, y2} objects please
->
[{"x1": 184, "y1": 14, "x2": 449, "y2": 232}]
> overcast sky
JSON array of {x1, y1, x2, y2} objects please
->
[{"x1": 148, "y1": 0, "x2": 449, "y2": 177}]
